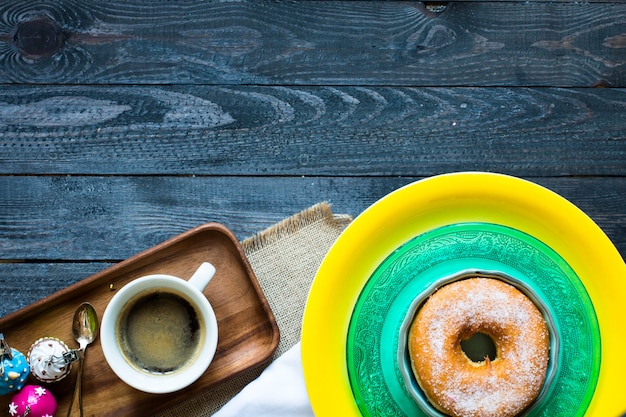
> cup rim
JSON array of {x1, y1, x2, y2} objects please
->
[{"x1": 101, "y1": 274, "x2": 218, "y2": 394}]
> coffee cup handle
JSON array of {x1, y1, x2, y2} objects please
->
[{"x1": 188, "y1": 262, "x2": 217, "y2": 292}]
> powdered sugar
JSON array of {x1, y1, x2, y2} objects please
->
[{"x1": 409, "y1": 278, "x2": 550, "y2": 417}]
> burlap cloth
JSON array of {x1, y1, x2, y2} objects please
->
[{"x1": 155, "y1": 202, "x2": 352, "y2": 416}]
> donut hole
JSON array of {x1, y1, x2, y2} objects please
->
[
  {"x1": 460, "y1": 332, "x2": 497, "y2": 363},
  {"x1": 399, "y1": 269, "x2": 561, "y2": 417}
]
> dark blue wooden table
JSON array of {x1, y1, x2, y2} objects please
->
[{"x1": 1, "y1": 0, "x2": 625, "y2": 321}]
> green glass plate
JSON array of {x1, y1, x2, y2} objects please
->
[{"x1": 346, "y1": 223, "x2": 600, "y2": 416}]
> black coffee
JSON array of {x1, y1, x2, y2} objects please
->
[{"x1": 117, "y1": 291, "x2": 204, "y2": 374}]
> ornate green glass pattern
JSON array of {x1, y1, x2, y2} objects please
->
[{"x1": 346, "y1": 223, "x2": 600, "y2": 416}]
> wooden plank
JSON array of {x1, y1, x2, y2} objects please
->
[
  {"x1": 0, "y1": 176, "x2": 624, "y2": 261},
  {"x1": 0, "y1": 223, "x2": 279, "y2": 417},
  {"x1": 423, "y1": 0, "x2": 625, "y2": 2},
  {"x1": 0, "y1": 86, "x2": 624, "y2": 176},
  {"x1": 0, "y1": 1, "x2": 624, "y2": 86},
  {"x1": 0, "y1": 263, "x2": 114, "y2": 317},
  {"x1": 1, "y1": 175, "x2": 625, "y2": 316}
]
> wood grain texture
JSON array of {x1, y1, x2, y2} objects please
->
[
  {"x1": 1, "y1": 174, "x2": 625, "y2": 316},
  {"x1": 0, "y1": 1, "x2": 624, "y2": 414},
  {"x1": 0, "y1": 86, "x2": 624, "y2": 176},
  {"x1": 0, "y1": 263, "x2": 114, "y2": 317},
  {"x1": 0, "y1": 176, "x2": 624, "y2": 259},
  {"x1": 0, "y1": 223, "x2": 279, "y2": 416},
  {"x1": 0, "y1": 1, "x2": 624, "y2": 86}
]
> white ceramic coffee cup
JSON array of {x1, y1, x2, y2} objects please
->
[{"x1": 101, "y1": 262, "x2": 218, "y2": 394}]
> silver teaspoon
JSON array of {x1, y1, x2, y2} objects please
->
[{"x1": 67, "y1": 302, "x2": 99, "y2": 417}]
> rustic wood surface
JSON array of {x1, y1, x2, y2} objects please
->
[
  {"x1": 0, "y1": 223, "x2": 279, "y2": 416},
  {"x1": 0, "y1": 0, "x2": 624, "y2": 414}
]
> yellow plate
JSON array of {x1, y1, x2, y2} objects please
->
[{"x1": 301, "y1": 172, "x2": 626, "y2": 417}]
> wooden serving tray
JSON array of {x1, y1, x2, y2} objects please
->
[{"x1": 0, "y1": 223, "x2": 279, "y2": 416}]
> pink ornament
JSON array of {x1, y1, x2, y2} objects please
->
[{"x1": 8, "y1": 385, "x2": 57, "y2": 417}]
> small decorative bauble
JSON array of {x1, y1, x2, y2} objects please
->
[
  {"x1": 28, "y1": 337, "x2": 74, "y2": 383},
  {"x1": 8, "y1": 385, "x2": 57, "y2": 417},
  {"x1": 0, "y1": 334, "x2": 30, "y2": 395}
]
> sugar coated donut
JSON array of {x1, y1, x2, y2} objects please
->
[{"x1": 408, "y1": 278, "x2": 549, "y2": 417}]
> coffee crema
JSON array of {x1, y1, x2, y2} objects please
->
[{"x1": 117, "y1": 290, "x2": 205, "y2": 374}]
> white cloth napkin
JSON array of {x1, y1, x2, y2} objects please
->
[{"x1": 213, "y1": 342, "x2": 315, "y2": 417}]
